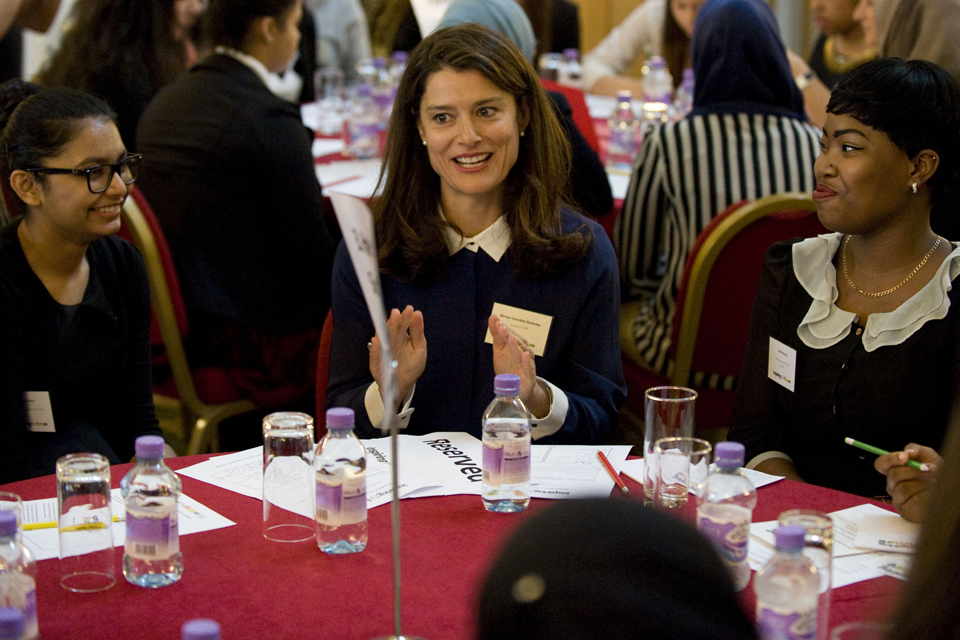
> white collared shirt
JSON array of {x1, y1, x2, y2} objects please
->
[{"x1": 214, "y1": 46, "x2": 303, "y2": 102}]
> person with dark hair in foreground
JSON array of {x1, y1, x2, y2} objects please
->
[
  {"x1": 326, "y1": 24, "x2": 625, "y2": 443},
  {"x1": 0, "y1": 80, "x2": 166, "y2": 483},
  {"x1": 730, "y1": 58, "x2": 960, "y2": 506},
  {"x1": 478, "y1": 499, "x2": 759, "y2": 640}
]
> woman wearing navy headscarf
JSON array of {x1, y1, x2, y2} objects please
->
[{"x1": 614, "y1": 0, "x2": 821, "y2": 379}]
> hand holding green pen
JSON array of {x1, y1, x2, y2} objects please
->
[{"x1": 845, "y1": 437, "x2": 932, "y2": 471}]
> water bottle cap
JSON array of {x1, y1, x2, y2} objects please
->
[
  {"x1": 373, "y1": 56, "x2": 387, "y2": 68},
  {"x1": 494, "y1": 374, "x2": 521, "y2": 395},
  {"x1": 648, "y1": 56, "x2": 667, "y2": 69},
  {"x1": 683, "y1": 68, "x2": 694, "y2": 81},
  {"x1": 774, "y1": 525, "x2": 807, "y2": 551},
  {"x1": 0, "y1": 512, "x2": 15, "y2": 537},
  {"x1": 391, "y1": 50, "x2": 408, "y2": 62},
  {"x1": 356, "y1": 83, "x2": 372, "y2": 96},
  {"x1": 182, "y1": 618, "x2": 221, "y2": 640},
  {"x1": 615, "y1": 90, "x2": 633, "y2": 102},
  {"x1": 0, "y1": 608, "x2": 24, "y2": 638},
  {"x1": 563, "y1": 48, "x2": 579, "y2": 60},
  {"x1": 326, "y1": 407, "x2": 355, "y2": 429},
  {"x1": 135, "y1": 435, "x2": 165, "y2": 459},
  {"x1": 714, "y1": 441, "x2": 745, "y2": 467}
]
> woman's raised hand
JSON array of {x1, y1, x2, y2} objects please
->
[
  {"x1": 488, "y1": 314, "x2": 549, "y2": 418},
  {"x1": 370, "y1": 306, "x2": 427, "y2": 411}
]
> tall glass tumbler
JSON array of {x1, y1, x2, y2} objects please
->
[
  {"x1": 262, "y1": 412, "x2": 316, "y2": 542},
  {"x1": 0, "y1": 493, "x2": 22, "y2": 543},
  {"x1": 653, "y1": 437, "x2": 712, "y2": 508},
  {"x1": 779, "y1": 509, "x2": 833, "y2": 640},
  {"x1": 643, "y1": 387, "x2": 697, "y2": 499},
  {"x1": 56, "y1": 453, "x2": 116, "y2": 592}
]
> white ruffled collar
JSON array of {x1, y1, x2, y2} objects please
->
[{"x1": 793, "y1": 233, "x2": 960, "y2": 352}]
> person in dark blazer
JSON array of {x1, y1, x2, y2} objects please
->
[{"x1": 136, "y1": 0, "x2": 336, "y2": 410}]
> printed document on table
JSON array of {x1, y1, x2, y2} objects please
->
[
  {"x1": 21, "y1": 490, "x2": 234, "y2": 561},
  {"x1": 748, "y1": 503, "x2": 908, "y2": 588},
  {"x1": 529, "y1": 444, "x2": 631, "y2": 498},
  {"x1": 389, "y1": 432, "x2": 486, "y2": 498},
  {"x1": 178, "y1": 446, "x2": 439, "y2": 511},
  {"x1": 618, "y1": 459, "x2": 784, "y2": 491}
]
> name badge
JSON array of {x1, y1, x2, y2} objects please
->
[
  {"x1": 484, "y1": 302, "x2": 553, "y2": 357},
  {"x1": 24, "y1": 391, "x2": 56, "y2": 432},
  {"x1": 767, "y1": 337, "x2": 796, "y2": 392}
]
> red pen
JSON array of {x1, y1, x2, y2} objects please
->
[{"x1": 598, "y1": 451, "x2": 629, "y2": 495}]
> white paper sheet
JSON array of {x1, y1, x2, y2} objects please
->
[
  {"x1": 853, "y1": 514, "x2": 920, "y2": 554},
  {"x1": 315, "y1": 160, "x2": 382, "y2": 198},
  {"x1": 618, "y1": 459, "x2": 784, "y2": 492},
  {"x1": 22, "y1": 490, "x2": 235, "y2": 561},
  {"x1": 529, "y1": 444, "x2": 632, "y2": 498}
]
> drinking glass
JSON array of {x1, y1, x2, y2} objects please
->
[
  {"x1": 653, "y1": 437, "x2": 712, "y2": 508},
  {"x1": 56, "y1": 453, "x2": 116, "y2": 592},
  {"x1": 643, "y1": 387, "x2": 697, "y2": 499},
  {"x1": 0, "y1": 492, "x2": 22, "y2": 543},
  {"x1": 313, "y1": 67, "x2": 346, "y2": 136},
  {"x1": 263, "y1": 412, "x2": 316, "y2": 542},
  {"x1": 779, "y1": 509, "x2": 834, "y2": 640}
]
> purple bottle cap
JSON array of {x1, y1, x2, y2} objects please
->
[
  {"x1": 616, "y1": 90, "x2": 633, "y2": 102},
  {"x1": 648, "y1": 55, "x2": 667, "y2": 69},
  {"x1": 494, "y1": 374, "x2": 521, "y2": 395},
  {"x1": 135, "y1": 435, "x2": 165, "y2": 459},
  {"x1": 714, "y1": 441, "x2": 745, "y2": 468},
  {"x1": 0, "y1": 608, "x2": 24, "y2": 639},
  {"x1": 0, "y1": 512, "x2": 15, "y2": 537},
  {"x1": 682, "y1": 68, "x2": 694, "y2": 81},
  {"x1": 391, "y1": 51, "x2": 408, "y2": 63},
  {"x1": 563, "y1": 48, "x2": 579, "y2": 60},
  {"x1": 182, "y1": 619, "x2": 221, "y2": 640},
  {"x1": 356, "y1": 83, "x2": 372, "y2": 96},
  {"x1": 774, "y1": 525, "x2": 807, "y2": 552},
  {"x1": 373, "y1": 56, "x2": 387, "y2": 69},
  {"x1": 326, "y1": 407, "x2": 355, "y2": 430}
]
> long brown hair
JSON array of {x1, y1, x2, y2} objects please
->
[
  {"x1": 662, "y1": 0, "x2": 691, "y2": 88},
  {"x1": 374, "y1": 23, "x2": 591, "y2": 284}
]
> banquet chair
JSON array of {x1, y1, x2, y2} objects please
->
[
  {"x1": 314, "y1": 309, "x2": 334, "y2": 440},
  {"x1": 119, "y1": 187, "x2": 257, "y2": 455},
  {"x1": 540, "y1": 79, "x2": 601, "y2": 154},
  {"x1": 621, "y1": 192, "x2": 826, "y2": 442}
]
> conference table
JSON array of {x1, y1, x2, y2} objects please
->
[{"x1": 2, "y1": 453, "x2": 903, "y2": 640}]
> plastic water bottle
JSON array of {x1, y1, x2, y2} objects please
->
[
  {"x1": 182, "y1": 618, "x2": 221, "y2": 640},
  {"x1": 0, "y1": 514, "x2": 35, "y2": 640},
  {"x1": 642, "y1": 55, "x2": 673, "y2": 103},
  {"x1": 606, "y1": 90, "x2": 640, "y2": 173},
  {"x1": 558, "y1": 49, "x2": 582, "y2": 88},
  {"x1": 121, "y1": 435, "x2": 183, "y2": 588},
  {"x1": 0, "y1": 608, "x2": 24, "y2": 640},
  {"x1": 755, "y1": 526, "x2": 820, "y2": 640},
  {"x1": 481, "y1": 374, "x2": 532, "y2": 513},
  {"x1": 673, "y1": 68, "x2": 694, "y2": 119},
  {"x1": 388, "y1": 51, "x2": 407, "y2": 88},
  {"x1": 347, "y1": 84, "x2": 381, "y2": 160},
  {"x1": 314, "y1": 408, "x2": 367, "y2": 554},
  {"x1": 696, "y1": 441, "x2": 757, "y2": 591},
  {"x1": 370, "y1": 56, "x2": 394, "y2": 118}
]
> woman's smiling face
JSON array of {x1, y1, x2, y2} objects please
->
[{"x1": 417, "y1": 68, "x2": 523, "y2": 216}]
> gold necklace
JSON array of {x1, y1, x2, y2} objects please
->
[
  {"x1": 842, "y1": 234, "x2": 942, "y2": 298},
  {"x1": 823, "y1": 37, "x2": 878, "y2": 74}
]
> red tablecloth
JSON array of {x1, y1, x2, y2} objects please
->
[{"x1": 0, "y1": 455, "x2": 902, "y2": 640}]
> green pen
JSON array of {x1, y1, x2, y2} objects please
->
[{"x1": 844, "y1": 437, "x2": 931, "y2": 471}]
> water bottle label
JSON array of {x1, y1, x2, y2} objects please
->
[
  {"x1": 348, "y1": 121, "x2": 380, "y2": 158},
  {"x1": 697, "y1": 508, "x2": 749, "y2": 564},
  {"x1": 316, "y1": 472, "x2": 367, "y2": 526},
  {"x1": 125, "y1": 499, "x2": 179, "y2": 560},
  {"x1": 482, "y1": 435, "x2": 530, "y2": 486},
  {"x1": 756, "y1": 604, "x2": 817, "y2": 640}
]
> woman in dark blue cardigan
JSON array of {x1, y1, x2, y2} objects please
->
[{"x1": 326, "y1": 24, "x2": 625, "y2": 443}]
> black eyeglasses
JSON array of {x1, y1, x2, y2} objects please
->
[{"x1": 24, "y1": 154, "x2": 142, "y2": 194}]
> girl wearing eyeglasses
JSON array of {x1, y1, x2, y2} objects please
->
[{"x1": 0, "y1": 80, "x2": 169, "y2": 483}]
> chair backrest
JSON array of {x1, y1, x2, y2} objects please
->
[
  {"x1": 670, "y1": 192, "x2": 826, "y2": 387},
  {"x1": 540, "y1": 79, "x2": 601, "y2": 154},
  {"x1": 315, "y1": 309, "x2": 334, "y2": 439},
  {"x1": 120, "y1": 186, "x2": 204, "y2": 409}
]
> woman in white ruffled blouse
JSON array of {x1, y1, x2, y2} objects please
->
[{"x1": 729, "y1": 58, "x2": 960, "y2": 509}]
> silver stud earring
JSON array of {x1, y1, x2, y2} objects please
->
[{"x1": 912, "y1": 182, "x2": 918, "y2": 194}]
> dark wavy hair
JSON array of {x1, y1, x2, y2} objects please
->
[
  {"x1": 205, "y1": 0, "x2": 300, "y2": 49},
  {"x1": 375, "y1": 23, "x2": 590, "y2": 284},
  {"x1": 0, "y1": 80, "x2": 116, "y2": 215},
  {"x1": 827, "y1": 58, "x2": 960, "y2": 236},
  {"x1": 38, "y1": 0, "x2": 185, "y2": 106},
  {"x1": 662, "y1": 0, "x2": 692, "y2": 89}
]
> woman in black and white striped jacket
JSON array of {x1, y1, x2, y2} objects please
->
[{"x1": 614, "y1": 0, "x2": 821, "y2": 377}]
